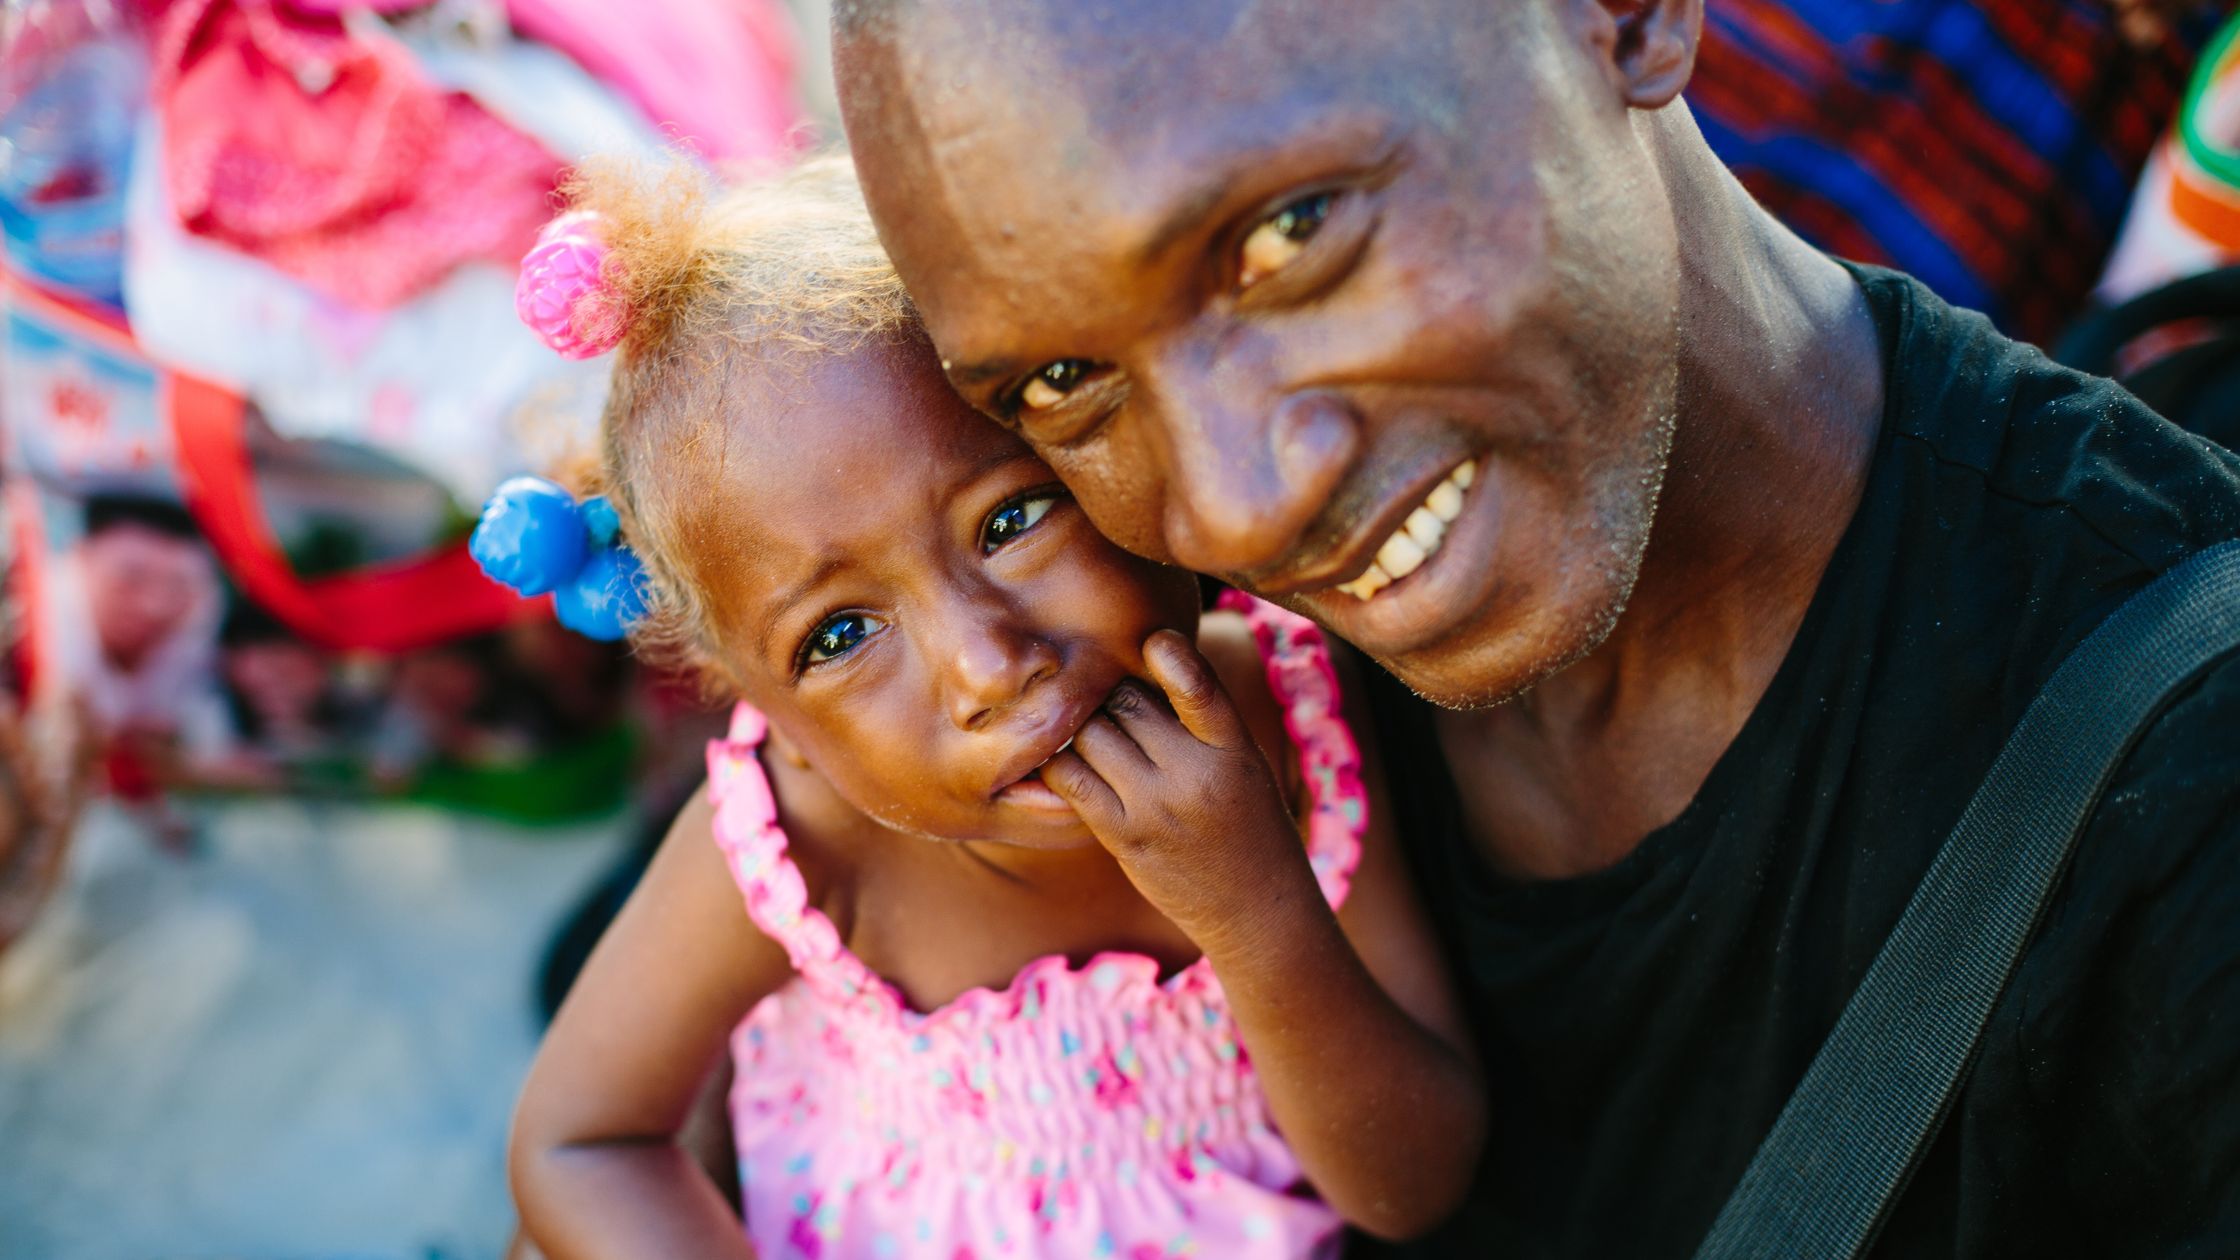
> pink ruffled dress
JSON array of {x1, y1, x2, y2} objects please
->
[{"x1": 705, "y1": 594, "x2": 1366, "y2": 1260}]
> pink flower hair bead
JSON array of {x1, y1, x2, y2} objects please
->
[{"x1": 515, "y1": 210, "x2": 630, "y2": 359}]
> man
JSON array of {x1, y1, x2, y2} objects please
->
[{"x1": 831, "y1": 0, "x2": 2240, "y2": 1254}]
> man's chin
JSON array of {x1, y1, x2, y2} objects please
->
[
  {"x1": 1368, "y1": 644, "x2": 1549, "y2": 712},
  {"x1": 1351, "y1": 590, "x2": 1629, "y2": 713}
]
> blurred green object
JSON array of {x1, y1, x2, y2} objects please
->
[{"x1": 403, "y1": 722, "x2": 638, "y2": 825}]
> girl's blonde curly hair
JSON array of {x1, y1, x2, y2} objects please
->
[{"x1": 560, "y1": 153, "x2": 918, "y2": 690}]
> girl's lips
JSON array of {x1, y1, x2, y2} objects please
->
[
  {"x1": 991, "y1": 718, "x2": 1087, "y2": 799},
  {"x1": 996, "y1": 769, "x2": 1076, "y2": 813}
]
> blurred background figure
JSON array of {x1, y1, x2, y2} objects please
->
[
  {"x1": 55, "y1": 495, "x2": 222, "y2": 750},
  {"x1": 211, "y1": 599, "x2": 350, "y2": 786},
  {"x1": 2061, "y1": 9, "x2": 2240, "y2": 449},
  {"x1": 44, "y1": 493, "x2": 228, "y2": 825}
]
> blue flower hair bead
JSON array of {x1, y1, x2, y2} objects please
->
[
  {"x1": 470, "y1": 478, "x2": 648, "y2": 642},
  {"x1": 580, "y1": 494, "x2": 624, "y2": 547},
  {"x1": 555, "y1": 540, "x2": 650, "y2": 642},
  {"x1": 471, "y1": 477, "x2": 586, "y2": 598}
]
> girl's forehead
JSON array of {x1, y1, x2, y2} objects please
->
[
  {"x1": 733, "y1": 335, "x2": 1027, "y2": 471},
  {"x1": 678, "y1": 336, "x2": 1036, "y2": 562},
  {"x1": 674, "y1": 341, "x2": 1045, "y2": 669}
]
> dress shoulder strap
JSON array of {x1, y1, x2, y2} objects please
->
[
  {"x1": 705, "y1": 705, "x2": 879, "y2": 1000},
  {"x1": 1217, "y1": 590, "x2": 1368, "y2": 911}
]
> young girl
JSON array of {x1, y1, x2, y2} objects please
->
[{"x1": 494, "y1": 156, "x2": 1484, "y2": 1260}]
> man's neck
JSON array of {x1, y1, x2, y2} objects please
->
[{"x1": 1439, "y1": 107, "x2": 1885, "y2": 880}]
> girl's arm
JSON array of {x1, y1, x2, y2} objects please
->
[
  {"x1": 509, "y1": 784, "x2": 795, "y2": 1259},
  {"x1": 1043, "y1": 631, "x2": 1485, "y2": 1241}
]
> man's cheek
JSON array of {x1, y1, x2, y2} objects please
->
[{"x1": 1067, "y1": 477, "x2": 1169, "y2": 563}]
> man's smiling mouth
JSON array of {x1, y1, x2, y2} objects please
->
[{"x1": 1335, "y1": 459, "x2": 1476, "y2": 600}]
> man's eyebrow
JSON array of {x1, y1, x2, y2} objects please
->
[
  {"x1": 944, "y1": 116, "x2": 1399, "y2": 393},
  {"x1": 1132, "y1": 169, "x2": 1244, "y2": 272},
  {"x1": 1134, "y1": 113, "x2": 1406, "y2": 269},
  {"x1": 942, "y1": 172, "x2": 1235, "y2": 395}
]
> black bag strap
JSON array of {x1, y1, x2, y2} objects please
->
[{"x1": 1695, "y1": 539, "x2": 2240, "y2": 1260}]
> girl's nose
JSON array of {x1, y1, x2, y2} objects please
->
[{"x1": 943, "y1": 605, "x2": 1062, "y2": 732}]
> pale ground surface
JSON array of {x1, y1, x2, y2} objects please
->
[{"x1": 0, "y1": 798, "x2": 628, "y2": 1260}]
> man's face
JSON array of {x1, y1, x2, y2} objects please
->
[{"x1": 839, "y1": 0, "x2": 1687, "y2": 708}]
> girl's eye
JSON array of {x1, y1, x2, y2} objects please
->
[
  {"x1": 802, "y1": 612, "x2": 886, "y2": 666},
  {"x1": 1239, "y1": 191, "x2": 1335, "y2": 289},
  {"x1": 1019, "y1": 359, "x2": 1094, "y2": 411},
  {"x1": 981, "y1": 493, "x2": 1060, "y2": 553}
]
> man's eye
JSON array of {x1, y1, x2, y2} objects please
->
[
  {"x1": 981, "y1": 493, "x2": 1060, "y2": 553},
  {"x1": 802, "y1": 612, "x2": 886, "y2": 666},
  {"x1": 1019, "y1": 359, "x2": 1094, "y2": 411},
  {"x1": 1239, "y1": 191, "x2": 1335, "y2": 288}
]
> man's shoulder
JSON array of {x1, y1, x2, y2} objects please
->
[
  {"x1": 1747, "y1": 270, "x2": 2240, "y2": 905},
  {"x1": 1864, "y1": 264, "x2": 2240, "y2": 844},
  {"x1": 1858, "y1": 264, "x2": 2240, "y2": 579}
]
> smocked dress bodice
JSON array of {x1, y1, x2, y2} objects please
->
[{"x1": 706, "y1": 594, "x2": 1366, "y2": 1259}]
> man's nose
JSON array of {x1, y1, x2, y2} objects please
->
[
  {"x1": 939, "y1": 592, "x2": 1063, "y2": 732},
  {"x1": 1158, "y1": 387, "x2": 1359, "y2": 578}
]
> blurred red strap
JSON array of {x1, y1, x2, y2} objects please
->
[{"x1": 167, "y1": 372, "x2": 536, "y2": 653}]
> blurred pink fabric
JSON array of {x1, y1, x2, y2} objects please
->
[
  {"x1": 145, "y1": 0, "x2": 798, "y2": 310},
  {"x1": 502, "y1": 0, "x2": 800, "y2": 165},
  {"x1": 150, "y1": 0, "x2": 558, "y2": 309}
]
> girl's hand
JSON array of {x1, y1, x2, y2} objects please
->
[
  {"x1": 1040, "y1": 629, "x2": 1314, "y2": 947},
  {"x1": 1047, "y1": 629, "x2": 1487, "y2": 1239}
]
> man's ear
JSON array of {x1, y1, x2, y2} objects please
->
[{"x1": 1582, "y1": 0, "x2": 1703, "y2": 110}]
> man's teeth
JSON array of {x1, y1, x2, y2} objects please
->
[
  {"x1": 1336, "y1": 459, "x2": 1477, "y2": 601},
  {"x1": 1377, "y1": 530, "x2": 1428, "y2": 580}
]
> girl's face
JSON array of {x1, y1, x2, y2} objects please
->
[{"x1": 675, "y1": 334, "x2": 1202, "y2": 849}]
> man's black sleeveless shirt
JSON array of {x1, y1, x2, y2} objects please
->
[{"x1": 1365, "y1": 266, "x2": 2240, "y2": 1257}]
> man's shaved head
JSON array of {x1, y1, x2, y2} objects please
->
[{"x1": 835, "y1": 0, "x2": 1707, "y2": 708}]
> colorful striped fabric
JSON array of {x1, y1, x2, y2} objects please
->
[{"x1": 1694, "y1": 0, "x2": 2210, "y2": 343}]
